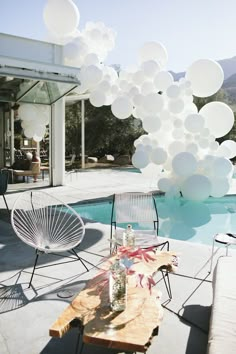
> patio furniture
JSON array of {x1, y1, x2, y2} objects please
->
[
  {"x1": 207, "y1": 256, "x2": 236, "y2": 354},
  {"x1": 209, "y1": 233, "x2": 236, "y2": 273},
  {"x1": 49, "y1": 251, "x2": 178, "y2": 354},
  {"x1": 110, "y1": 192, "x2": 171, "y2": 298},
  {"x1": 0, "y1": 169, "x2": 9, "y2": 213},
  {"x1": 65, "y1": 154, "x2": 76, "y2": 170},
  {"x1": 11, "y1": 190, "x2": 89, "y2": 288}
]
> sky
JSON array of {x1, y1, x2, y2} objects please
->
[{"x1": 0, "y1": 0, "x2": 236, "y2": 72}]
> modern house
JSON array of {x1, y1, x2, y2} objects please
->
[{"x1": 0, "y1": 32, "x2": 81, "y2": 186}]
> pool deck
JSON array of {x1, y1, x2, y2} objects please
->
[{"x1": 1, "y1": 168, "x2": 236, "y2": 354}]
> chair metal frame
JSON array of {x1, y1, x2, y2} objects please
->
[
  {"x1": 0, "y1": 169, "x2": 10, "y2": 214},
  {"x1": 11, "y1": 190, "x2": 92, "y2": 288},
  {"x1": 110, "y1": 191, "x2": 172, "y2": 299}
]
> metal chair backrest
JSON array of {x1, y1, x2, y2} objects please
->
[
  {"x1": 11, "y1": 190, "x2": 85, "y2": 253},
  {"x1": 112, "y1": 192, "x2": 158, "y2": 224}
]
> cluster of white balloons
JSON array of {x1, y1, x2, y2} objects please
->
[
  {"x1": 43, "y1": 0, "x2": 236, "y2": 201},
  {"x1": 44, "y1": 0, "x2": 116, "y2": 96},
  {"x1": 107, "y1": 44, "x2": 235, "y2": 201},
  {"x1": 89, "y1": 41, "x2": 235, "y2": 201},
  {"x1": 19, "y1": 104, "x2": 50, "y2": 142}
]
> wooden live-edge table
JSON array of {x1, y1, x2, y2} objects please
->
[{"x1": 49, "y1": 251, "x2": 178, "y2": 353}]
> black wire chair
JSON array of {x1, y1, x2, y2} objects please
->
[
  {"x1": 0, "y1": 170, "x2": 9, "y2": 214},
  {"x1": 110, "y1": 192, "x2": 172, "y2": 299}
]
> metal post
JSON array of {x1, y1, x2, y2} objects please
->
[
  {"x1": 81, "y1": 99, "x2": 85, "y2": 169},
  {"x1": 10, "y1": 108, "x2": 14, "y2": 165}
]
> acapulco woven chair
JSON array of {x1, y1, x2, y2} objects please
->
[
  {"x1": 110, "y1": 191, "x2": 172, "y2": 299},
  {"x1": 11, "y1": 190, "x2": 90, "y2": 288}
]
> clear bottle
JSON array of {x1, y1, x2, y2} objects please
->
[
  {"x1": 122, "y1": 224, "x2": 135, "y2": 248},
  {"x1": 109, "y1": 258, "x2": 127, "y2": 312}
]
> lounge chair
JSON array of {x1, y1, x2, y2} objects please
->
[{"x1": 11, "y1": 190, "x2": 90, "y2": 288}]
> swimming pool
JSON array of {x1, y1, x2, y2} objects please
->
[{"x1": 71, "y1": 195, "x2": 236, "y2": 246}]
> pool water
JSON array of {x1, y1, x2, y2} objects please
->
[{"x1": 72, "y1": 195, "x2": 236, "y2": 246}]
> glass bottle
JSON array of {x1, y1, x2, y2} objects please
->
[
  {"x1": 109, "y1": 258, "x2": 127, "y2": 312},
  {"x1": 123, "y1": 224, "x2": 135, "y2": 248}
]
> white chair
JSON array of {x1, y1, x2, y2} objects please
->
[
  {"x1": 11, "y1": 190, "x2": 89, "y2": 288},
  {"x1": 110, "y1": 192, "x2": 171, "y2": 298}
]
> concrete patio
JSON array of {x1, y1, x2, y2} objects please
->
[{"x1": 1, "y1": 168, "x2": 236, "y2": 354}]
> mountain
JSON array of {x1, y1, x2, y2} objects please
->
[{"x1": 218, "y1": 56, "x2": 236, "y2": 80}]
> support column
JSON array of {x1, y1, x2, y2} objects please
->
[
  {"x1": 10, "y1": 108, "x2": 14, "y2": 165},
  {"x1": 81, "y1": 99, "x2": 85, "y2": 169},
  {"x1": 51, "y1": 98, "x2": 65, "y2": 186}
]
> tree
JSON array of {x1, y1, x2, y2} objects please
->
[{"x1": 65, "y1": 100, "x2": 144, "y2": 159}]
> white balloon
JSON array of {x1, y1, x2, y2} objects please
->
[
  {"x1": 182, "y1": 174, "x2": 211, "y2": 201},
  {"x1": 33, "y1": 135, "x2": 43, "y2": 142},
  {"x1": 142, "y1": 93, "x2": 164, "y2": 113},
  {"x1": 184, "y1": 102, "x2": 198, "y2": 115},
  {"x1": 97, "y1": 80, "x2": 111, "y2": 93},
  {"x1": 199, "y1": 138, "x2": 209, "y2": 149},
  {"x1": 210, "y1": 177, "x2": 230, "y2": 198},
  {"x1": 133, "y1": 93, "x2": 144, "y2": 106},
  {"x1": 185, "y1": 143, "x2": 198, "y2": 155},
  {"x1": 168, "y1": 98, "x2": 185, "y2": 114},
  {"x1": 132, "y1": 70, "x2": 146, "y2": 85},
  {"x1": 173, "y1": 119, "x2": 183, "y2": 129},
  {"x1": 80, "y1": 65, "x2": 103, "y2": 88},
  {"x1": 128, "y1": 86, "x2": 140, "y2": 98},
  {"x1": 139, "y1": 41, "x2": 168, "y2": 67},
  {"x1": 83, "y1": 53, "x2": 99, "y2": 66},
  {"x1": 201, "y1": 128, "x2": 210, "y2": 137},
  {"x1": 212, "y1": 157, "x2": 233, "y2": 177},
  {"x1": 24, "y1": 127, "x2": 35, "y2": 138},
  {"x1": 221, "y1": 140, "x2": 236, "y2": 159},
  {"x1": 154, "y1": 71, "x2": 174, "y2": 92},
  {"x1": 110, "y1": 85, "x2": 119, "y2": 95},
  {"x1": 172, "y1": 129, "x2": 184, "y2": 140},
  {"x1": 132, "y1": 150, "x2": 150, "y2": 169},
  {"x1": 184, "y1": 113, "x2": 205, "y2": 133},
  {"x1": 141, "y1": 81, "x2": 156, "y2": 95},
  {"x1": 209, "y1": 141, "x2": 219, "y2": 152},
  {"x1": 166, "y1": 84, "x2": 181, "y2": 99},
  {"x1": 63, "y1": 36, "x2": 90, "y2": 64},
  {"x1": 19, "y1": 104, "x2": 38, "y2": 121},
  {"x1": 200, "y1": 101, "x2": 234, "y2": 138},
  {"x1": 172, "y1": 152, "x2": 197, "y2": 177},
  {"x1": 185, "y1": 59, "x2": 224, "y2": 97},
  {"x1": 168, "y1": 141, "x2": 185, "y2": 157},
  {"x1": 111, "y1": 96, "x2": 133, "y2": 119},
  {"x1": 151, "y1": 147, "x2": 167, "y2": 165},
  {"x1": 141, "y1": 60, "x2": 161, "y2": 78},
  {"x1": 160, "y1": 110, "x2": 172, "y2": 121},
  {"x1": 158, "y1": 178, "x2": 173, "y2": 192},
  {"x1": 43, "y1": 0, "x2": 80, "y2": 37},
  {"x1": 89, "y1": 90, "x2": 106, "y2": 107},
  {"x1": 143, "y1": 115, "x2": 161, "y2": 133}
]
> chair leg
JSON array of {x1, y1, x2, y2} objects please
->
[
  {"x1": 161, "y1": 269, "x2": 172, "y2": 300},
  {"x1": 28, "y1": 252, "x2": 39, "y2": 288},
  {"x1": 2, "y1": 195, "x2": 10, "y2": 215},
  {"x1": 75, "y1": 333, "x2": 84, "y2": 354},
  {"x1": 71, "y1": 249, "x2": 90, "y2": 271}
]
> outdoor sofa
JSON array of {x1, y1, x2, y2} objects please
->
[{"x1": 207, "y1": 256, "x2": 236, "y2": 354}]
